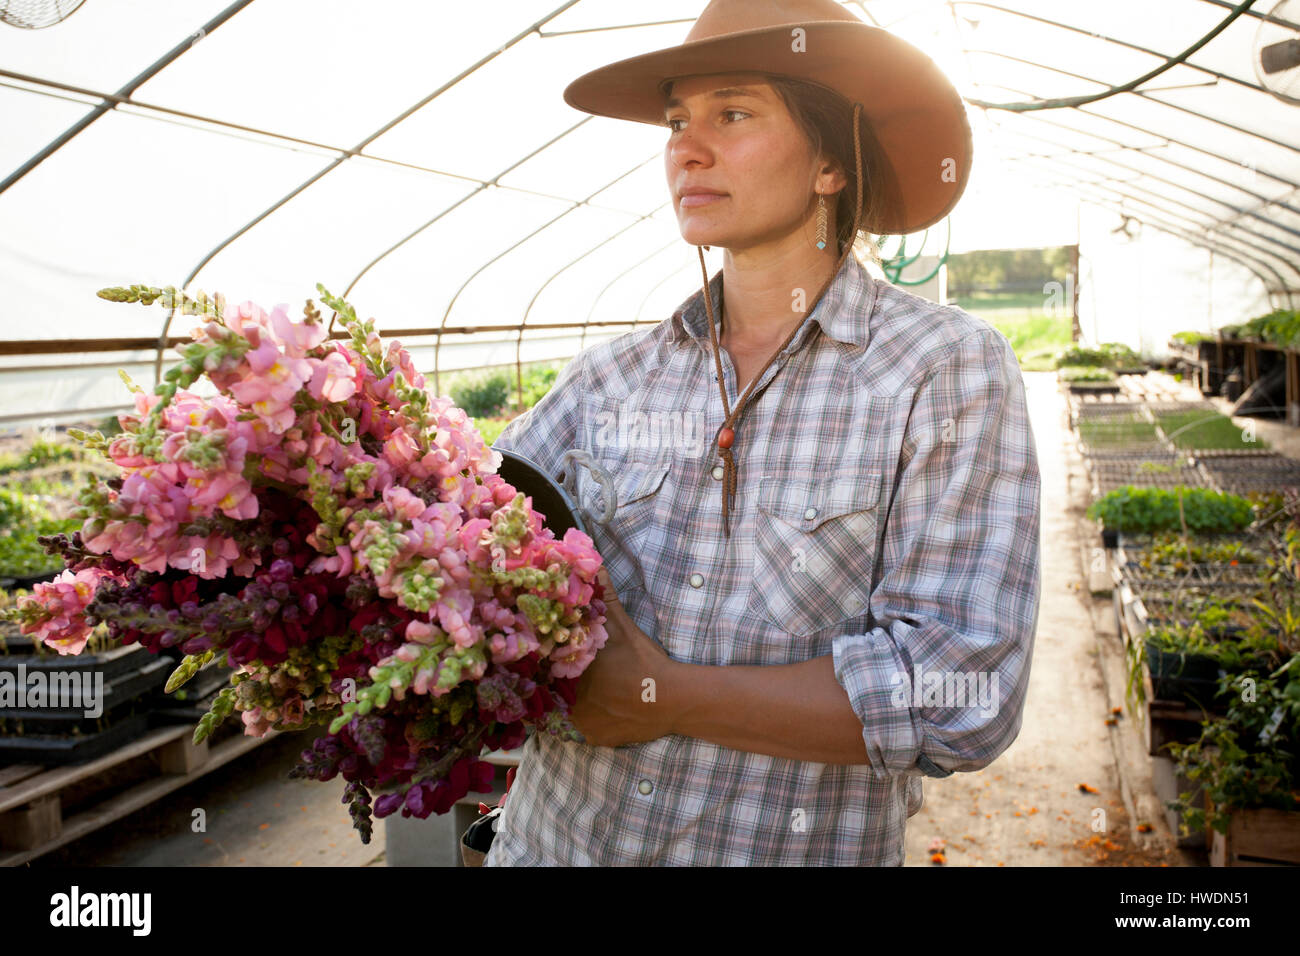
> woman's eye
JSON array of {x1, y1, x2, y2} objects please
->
[{"x1": 667, "y1": 110, "x2": 749, "y2": 133}]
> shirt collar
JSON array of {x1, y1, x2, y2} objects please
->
[{"x1": 669, "y1": 252, "x2": 876, "y2": 354}]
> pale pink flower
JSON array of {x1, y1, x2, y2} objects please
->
[
  {"x1": 307, "y1": 351, "x2": 357, "y2": 403},
  {"x1": 17, "y1": 568, "x2": 114, "y2": 655}
]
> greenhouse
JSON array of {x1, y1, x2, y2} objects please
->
[{"x1": 0, "y1": 0, "x2": 1298, "y2": 881}]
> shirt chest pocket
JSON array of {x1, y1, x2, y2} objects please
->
[
  {"x1": 748, "y1": 468, "x2": 883, "y2": 638},
  {"x1": 579, "y1": 457, "x2": 672, "y2": 596}
]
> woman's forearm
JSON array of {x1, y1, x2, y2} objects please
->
[{"x1": 666, "y1": 653, "x2": 872, "y2": 765}]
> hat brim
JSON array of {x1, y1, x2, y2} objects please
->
[{"x1": 563, "y1": 21, "x2": 972, "y2": 235}]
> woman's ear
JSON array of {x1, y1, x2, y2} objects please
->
[{"x1": 818, "y1": 159, "x2": 848, "y2": 196}]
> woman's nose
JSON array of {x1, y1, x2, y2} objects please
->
[{"x1": 667, "y1": 124, "x2": 715, "y2": 169}]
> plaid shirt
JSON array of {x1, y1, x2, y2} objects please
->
[{"x1": 484, "y1": 252, "x2": 1041, "y2": 866}]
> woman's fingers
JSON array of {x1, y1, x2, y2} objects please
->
[
  {"x1": 595, "y1": 566, "x2": 631, "y2": 627},
  {"x1": 597, "y1": 565, "x2": 620, "y2": 606}
]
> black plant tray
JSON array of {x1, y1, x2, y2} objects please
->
[
  {"x1": 150, "y1": 660, "x2": 234, "y2": 713},
  {"x1": 0, "y1": 643, "x2": 154, "y2": 683},
  {"x1": 1145, "y1": 641, "x2": 1223, "y2": 707},
  {"x1": 148, "y1": 684, "x2": 224, "y2": 727},
  {"x1": 0, "y1": 711, "x2": 150, "y2": 766},
  {"x1": 0, "y1": 655, "x2": 171, "y2": 726},
  {"x1": 0, "y1": 695, "x2": 154, "y2": 737},
  {"x1": 0, "y1": 569, "x2": 63, "y2": 591}
]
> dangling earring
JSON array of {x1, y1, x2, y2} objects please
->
[{"x1": 815, "y1": 193, "x2": 828, "y2": 250}]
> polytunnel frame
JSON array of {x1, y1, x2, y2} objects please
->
[
  {"x1": 971, "y1": 54, "x2": 1300, "y2": 245},
  {"x1": 0, "y1": 0, "x2": 1297, "y2": 419},
  {"x1": 1016, "y1": 161, "x2": 1288, "y2": 293},
  {"x1": 948, "y1": 0, "x2": 1300, "y2": 309},
  {"x1": 991, "y1": 118, "x2": 1300, "y2": 293}
]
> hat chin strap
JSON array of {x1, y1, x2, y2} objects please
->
[{"x1": 696, "y1": 102, "x2": 865, "y2": 538}]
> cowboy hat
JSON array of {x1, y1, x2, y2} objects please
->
[{"x1": 562, "y1": 0, "x2": 972, "y2": 235}]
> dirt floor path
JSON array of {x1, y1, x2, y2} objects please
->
[{"x1": 31, "y1": 730, "x2": 384, "y2": 867}]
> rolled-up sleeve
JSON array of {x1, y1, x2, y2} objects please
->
[
  {"x1": 488, "y1": 352, "x2": 587, "y2": 479},
  {"x1": 831, "y1": 327, "x2": 1041, "y2": 780}
]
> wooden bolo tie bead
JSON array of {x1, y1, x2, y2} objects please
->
[{"x1": 717, "y1": 426, "x2": 735, "y2": 449}]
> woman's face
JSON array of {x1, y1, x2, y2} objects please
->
[{"x1": 663, "y1": 72, "x2": 830, "y2": 253}]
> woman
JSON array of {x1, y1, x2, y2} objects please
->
[{"x1": 484, "y1": 0, "x2": 1041, "y2": 866}]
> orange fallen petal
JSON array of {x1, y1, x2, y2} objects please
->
[
  {"x1": 1137, "y1": 823, "x2": 1154, "y2": 833},
  {"x1": 930, "y1": 853, "x2": 946, "y2": 864},
  {"x1": 1078, "y1": 783, "x2": 1098, "y2": 793},
  {"x1": 258, "y1": 823, "x2": 270, "y2": 830}
]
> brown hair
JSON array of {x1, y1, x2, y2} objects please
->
[{"x1": 765, "y1": 74, "x2": 901, "y2": 264}]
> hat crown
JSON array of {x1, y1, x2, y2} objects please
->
[{"x1": 684, "y1": 0, "x2": 861, "y2": 43}]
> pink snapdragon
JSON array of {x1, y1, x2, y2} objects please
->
[
  {"x1": 547, "y1": 617, "x2": 609, "y2": 679},
  {"x1": 17, "y1": 568, "x2": 120, "y2": 655}
]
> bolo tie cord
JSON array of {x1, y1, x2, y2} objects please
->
[{"x1": 698, "y1": 101, "x2": 866, "y2": 538}]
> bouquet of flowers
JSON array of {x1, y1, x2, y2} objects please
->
[{"x1": 4, "y1": 283, "x2": 608, "y2": 842}]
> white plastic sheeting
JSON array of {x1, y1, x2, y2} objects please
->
[{"x1": 0, "y1": 0, "x2": 1296, "y2": 425}]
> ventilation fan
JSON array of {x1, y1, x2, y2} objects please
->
[
  {"x1": 1254, "y1": 0, "x2": 1300, "y2": 105},
  {"x1": 0, "y1": 0, "x2": 86, "y2": 28}
]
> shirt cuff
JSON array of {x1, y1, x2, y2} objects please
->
[{"x1": 831, "y1": 621, "x2": 951, "y2": 781}]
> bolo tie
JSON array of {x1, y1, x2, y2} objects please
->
[{"x1": 699, "y1": 101, "x2": 867, "y2": 538}]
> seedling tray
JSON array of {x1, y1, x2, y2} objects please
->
[
  {"x1": 0, "y1": 712, "x2": 150, "y2": 766},
  {"x1": 0, "y1": 698, "x2": 153, "y2": 737},
  {"x1": 1144, "y1": 641, "x2": 1222, "y2": 708},
  {"x1": 150, "y1": 660, "x2": 234, "y2": 713},
  {"x1": 1198, "y1": 453, "x2": 1300, "y2": 497},
  {"x1": 0, "y1": 655, "x2": 171, "y2": 728},
  {"x1": 0, "y1": 643, "x2": 156, "y2": 685},
  {"x1": 0, "y1": 570, "x2": 62, "y2": 592}
]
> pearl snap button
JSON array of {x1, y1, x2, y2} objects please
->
[
  {"x1": 804, "y1": 507, "x2": 818, "y2": 520},
  {"x1": 711, "y1": 465, "x2": 724, "y2": 480},
  {"x1": 689, "y1": 573, "x2": 704, "y2": 588},
  {"x1": 637, "y1": 779, "x2": 654, "y2": 796}
]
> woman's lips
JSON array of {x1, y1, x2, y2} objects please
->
[{"x1": 680, "y1": 193, "x2": 727, "y2": 207}]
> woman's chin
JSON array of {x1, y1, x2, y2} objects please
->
[{"x1": 679, "y1": 227, "x2": 730, "y2": 248}]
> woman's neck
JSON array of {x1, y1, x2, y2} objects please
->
[{"x1": 718, "y1": 243, "x2": 840, "y2": 352}]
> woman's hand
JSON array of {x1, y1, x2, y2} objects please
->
[{"x1": 569, "y1": 567, "x2": 677, "y2": 747}]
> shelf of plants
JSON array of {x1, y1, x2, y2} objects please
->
[{"x1": 1104, "y1": 513, "x2": 1299, "y2": 863}]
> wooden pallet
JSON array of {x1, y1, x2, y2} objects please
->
[
  {"x1": 0, "y1": 723, "x2": 277, "y2": 866},
  {"x1": 1210, "y1": 806, "x2": 1300, "y2": 866}
]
